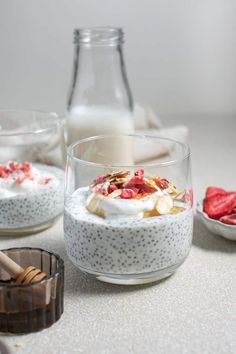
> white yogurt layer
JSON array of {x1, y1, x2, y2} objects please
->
[
  {"x1": 86, "y1": 188, "x2": 174, "y2": 220},
  {"x1": 86, "y1": 191, "x2": 156, "y2": 219},
  {"x1": 0, "y1": 164, "x2": 64, "y2": 230},
  {"x1": 0, "y1": 164, "x2": 59, "y2": 199}
]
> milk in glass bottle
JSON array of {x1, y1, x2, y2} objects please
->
[{"x1": 66, "y1": 27, "x2": 134, "y2": 164}]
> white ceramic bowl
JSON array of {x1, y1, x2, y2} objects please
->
[{"x1": 197, "y1": 200, "x2": 236, "y2": 241}]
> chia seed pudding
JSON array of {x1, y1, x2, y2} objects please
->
[
  {"x1": 64, "y1": 170, "x2": 193, "y2": 279},
  {"x1": 0, "y1": 161, "x2": 64, "y2": 233}
]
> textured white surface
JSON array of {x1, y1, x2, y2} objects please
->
[{"x1": 0, "y1": 116, "x2": 236, "y2": 354}]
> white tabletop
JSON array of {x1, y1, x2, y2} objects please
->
[{"x1": 1, "y1": 116, "x2": 236, "y2": 354}]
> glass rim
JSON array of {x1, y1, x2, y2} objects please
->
[
  {"x1": 0, "y1": 109, "x2": 61, "y2": 137},
  {"x1": 67, "y1": 134, "x2": 191, "y2": 168},
  {"x1": 74, "y1": 26, "x2": 124, "y2": 45},
  {"x1": 0, "y1": 247, "x2": 64, "y2": 288}
]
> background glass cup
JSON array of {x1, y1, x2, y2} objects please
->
[
  {"x1": 0, "y1": 110, "x2": 66, "y2": 167},
  {"x1": 0, "y1": 248, "x2": 64, "y2": 334},
  {"x1": 0, "y1": 110, "x2": 65, "y2": 235},
  {"x1": 64, "y1": 135, "x2": 193, "y2": 285}
]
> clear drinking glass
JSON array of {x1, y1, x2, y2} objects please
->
[
  {"x1": 64, "y1": 135, "x2": 193, "y2": 285},
  {"x1": 66, "y1": 27, "x2": 134, "y2": 146},
  {"x1": 0, "y1": 110, "x2": 66, "y2": 166},
  {"x1": 0, "y1": 110, "x2": 65, "y2": 235},
  {"x1": 0, "y1": 248, "x2": 64, "y2": 334}
]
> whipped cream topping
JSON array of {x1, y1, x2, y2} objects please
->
[
  {"x1": 86, "y1": 190, "x2": 174, "y2": 220},
  {"x1": 0, "y1": 161, "x2": 59, "y2": 199}
]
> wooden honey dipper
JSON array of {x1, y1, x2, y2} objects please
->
[{"x1": 0, "y1": 250, "x2": 47, "y2": 284}]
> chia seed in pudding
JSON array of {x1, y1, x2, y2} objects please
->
[
  {"x1": 64, "y1": 187, "x2": 193, "y2": 275},
  {"x1": 0, "y1": 163, "x2": 64, "y2": 231}
]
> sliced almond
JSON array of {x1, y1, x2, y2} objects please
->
[
  {"x1": 108, "y1": 189, "x2": 122, "y2": 198},
  {"x1": 143, "y1": 177, "x2": 158, "y2": 190}
]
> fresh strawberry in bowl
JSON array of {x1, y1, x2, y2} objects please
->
[{"x1": 197, "y1": 186, "x2": 236, "y2": 241}]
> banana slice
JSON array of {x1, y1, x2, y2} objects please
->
[
  {"x1": 86, "y1": 193, "x2": 105, "y2": 218},
  {"x1": 156, "y1": 195, "x2": 173, "y2": 215}
]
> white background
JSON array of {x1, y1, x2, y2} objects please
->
[{"x1": 0, "y1": 0, "x2": 235, "y2": 117}]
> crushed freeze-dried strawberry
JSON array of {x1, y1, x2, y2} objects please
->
[
  {"x1": 0, "y1": 161, "x2": 33, "y2": 179},
  {"x1": 108, "y1": 184, "x2": 118, "y2": 193},
  {"x1": 123, "y1": 176, "x2": 144, "y2": 189},
  {"x1": 22, "y1": 161, "x2": 31, "y2": 172},
  {"x1": 0, "y1": 161, "x2": 54, "y2": 186},
  {"x1": 90, "y1": 169, "x2": 177, "y2": 200},
  {"x1": 120, "y1": 188, "x2": 139, "y2": 199},
  {"x1": 134, "y1": 169, "x2": 144, "y2": 177},
  {"x1": 154, "y1": 178, "x2": 169, "y2": 189},
  {"x1": 0, "y1": 166, "x2": 9, "y2": 178},
  {"x1": 122, "y1": 175, "x2": 156, "y2": 194},
  {"x1": 38, "y1": 177, "x2": 52, "y2": 185},
  {"x1": 142, "y1": 185, "x2": 157, "y2": 193},
  {"x1": 15, "y1": 177, "x2": 26, "y2": 185},
  {"x1": 131, "y1": 176, "x2": 145, "y2": 184},
  {"x1": 95, "y1": 175, "x2": 107, "y2": 185}
]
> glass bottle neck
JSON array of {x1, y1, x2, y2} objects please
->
[{"x1": 68, "y1": 42, "x2": 133, "y2": 111}]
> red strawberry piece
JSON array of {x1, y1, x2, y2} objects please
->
[
  {"x1": 38, "y1": 177, "x2": 52, "y2": 185},
  {"x1": 206, "y1": 186, "x2": 227, "y2": 199},
  {"x1": 43, "y1": 177, "x2": 52, "y2": 185},
  {"x1": 0, "y1": 166, "x2": 9, "y2": 178},
  {"x1": 95, "y1": 175, "x2": 106, "y2": 185},
  {"x1": 134, "y1": 169, "x2": 144, "y2": 177},
  {"x1": 231, "y1": 208, "x2": 236, "y2": 214},
  {"x1": 203, "y1": 193, "x2": 236, "y2": 220},
  {"x1": 15, "y1": 177, "x2": 26, "y2": 185},
  {"x1": 108, "y1": 184, "x2": 118, "y2": 193},
  {"x1": 123, "y1": 177, "x2": 156, "y2": 194},
  {"x1": 219, "y1": 214, "x2": 236, "y2": 225},
  {"x1": 120, "y1": 188, "x2": 139, "y2": 199},
  {"x1": 123, "y1": 176, "x2": 143, "y2": 189},
  {"x1": 131, "y1": 176, "x2": 144, "y2": 185},
  {"x1": 9, "y1": 161, "x2": 16, "y2": 171},
  {"x1": 22, "y1": 161, "x2": 31, "y2": 172}
]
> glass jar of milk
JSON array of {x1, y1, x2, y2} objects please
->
[{"x1": 66, "y1": 27, "x2": 134, "y2": 152}]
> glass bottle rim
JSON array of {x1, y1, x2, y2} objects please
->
[
  {"x1": 0, "y1": 109, "x2": 62, "y2": 137},
  {"x1": 74, "y1": 27, "x2": 124, "y2": 46},
  {"x1": 67, "y1": 134, "x2": 191, "y2": 168}
]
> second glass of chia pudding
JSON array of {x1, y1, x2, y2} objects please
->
[
  {"x1": 64, "y1": 135, "x2": 193, "y2": 285},
  {"x1": 0, "y1": 110, "x2": 65, "y2": 235}
]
